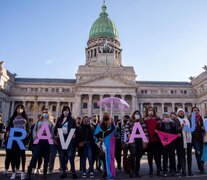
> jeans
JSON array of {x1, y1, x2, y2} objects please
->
[
  {"x1": 61, "y1": 143, "x2": 76, "y2": 174},
  {"x1": 80, "y1": 142, "x2": 94, "y2": 173},
  {"x1": 29, "y1": 140, "x2": 50, "y2": 170},
  {"x1": 193, "y1": 140, "x2": 204, "y2": 169},
  {"x1": 49, "y1": 144, "x2": 62, "y2": 171}
]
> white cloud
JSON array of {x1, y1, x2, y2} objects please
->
[{"x1": 45, "y1": 60, "x2": 53, "y2": 64}]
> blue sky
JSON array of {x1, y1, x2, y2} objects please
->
[{"x1": 0, "y1": 0, "x2": 207, "y2": 81}]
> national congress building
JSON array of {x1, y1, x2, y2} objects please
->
[{"x1": 0, "y1": 4, "x2": 207, "y2": 123}]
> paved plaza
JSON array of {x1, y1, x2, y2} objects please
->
[{"x1": 1, "y1": 149, "x2": 207, "y2": 179}]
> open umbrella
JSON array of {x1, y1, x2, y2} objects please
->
[{"x1": 97, "y1": 96, "x2": 130, "y2": 118}]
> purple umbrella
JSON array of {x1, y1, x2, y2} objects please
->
[{"x1": 98, "y1": 97, "x2": 130, "y2": 117}]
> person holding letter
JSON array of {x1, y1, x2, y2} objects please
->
[
  {"x1": 7, "y1": 104, "x2": 29, "y2": 180},
  {"x1": 27, "y1": 108, "x2": 54, "y2": 179},
  {"x1": 54, "y1": 106, "x2": 78, "y2": 179}
]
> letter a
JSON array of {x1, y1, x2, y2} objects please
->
[
  {"x1": 129, "y1": 122, "x2": 148, "y2": 143},
  {"x1": 33, "y1": 124, "x2": 53, "y2": 144}
]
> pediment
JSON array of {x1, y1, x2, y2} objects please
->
[{"x1": 77, "y1": 76, "x2": 135, "y2": 87}]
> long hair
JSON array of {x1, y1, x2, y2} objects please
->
[
  {"x1": 60, "y1": 106, "x2": 72, "y2": 120},
  {"x1": 10, "y1": 104, "x2": 28, "y2": 122},
  {"x1": 81, "y1": 116, "x2": 88, "y2": 125},
  {"x1": 144, "y1": 106, "x2": 157, "y2": 118},
  {"x1": 131, "y1": 110, "x2": 142, "y2": 122}
]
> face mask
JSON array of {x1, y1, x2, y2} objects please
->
[
  {"x1": 135, "y1": 115, "x2": 140, "y2": 119},
  {"x1": 63, "y1": 111, "x2": 69, "y2": 117},
  {"x1": 42, "y1": 113, "x2": 48, "y2": 119},
  {"x1": 17, "y1": 108, "x2": 24, "y2": 114},
  {"x1": 148, "y1": 111, "x2": 154, "y2": 116},
  {"x1": 163, "y1": 118, "x2": 170, "y2": 123}
]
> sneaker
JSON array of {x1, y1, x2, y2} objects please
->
[
  {"x1": 21, "y1": 172, "x2": 26, "y2": 180},
  {"x1": 89, "y1": 172, "x2": 94, "y2": 178},
  {"x1": 3, "y1": 169, "x2": 8, "y2": 175},
  {"x1": 82, "y1": 172, "x2": 87, "y2": 178},
  {"x1": 36, "y1": 169, "x2": 41, "y2": 174},
  {"x1": 10, "y1": 173, "x2": 16, "y2": 180},
  {"x1": 163, "y1": 173, "x2": 168, "y2": 177},
  {"x1": 33, "y1": 168, "x2": 36, "y2": 174}
]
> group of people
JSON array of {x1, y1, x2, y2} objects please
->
[{"x1": 0, "y1": 104, "x2": 207, "y2": 180}]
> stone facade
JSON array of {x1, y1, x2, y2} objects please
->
[{"x1": 0, "y1": 5, "x2": 207, "y2": 123}]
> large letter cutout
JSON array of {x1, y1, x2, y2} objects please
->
[
  {"x1": 33, "y1": 124, "x2": 53, "y2": 144},
  {"x1": 129, "y1": 122, "x2": 148, "y2": 143},
  {"x1": 204, "y1": 118, "x2": 207, "y2": 132},
  {"x1": 7, "y1": 128, "x2": 27, "y2": 150},
  {"x1": 183, "y1": 112, "x2": 196, "y2": 132},
  {"x1": 57, "y1": 128, "x2": 76, "y2": 149}
]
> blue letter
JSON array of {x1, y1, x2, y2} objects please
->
[
  {"x1": 7, "y1": 128, "x2": 27, "y2": 150},
  {"x1": 183, "y1": 112, "x2": 196, "y2": 132}
]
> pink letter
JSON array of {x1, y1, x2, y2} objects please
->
[
  {"x1": 129, "y1": 122, "x2": 148, "y2": 143},
  {"x1": 33, "y1": 124, "x2": 53, "y2": 144}
]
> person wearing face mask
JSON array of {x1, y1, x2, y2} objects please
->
[
  {"x1": 27, "y1": 108, "x2": 54, "y2": 180},
  {"x1": 144, "y1": 106, "x2": 162, "y2": 176},
  {"x1": 176, "y1": 108, "x2": 193, "y2": 176},
  {"x1": 130, "y1": 110, "x2": 149, "y2": 177},
  {"x1": 78, "y1": 116, "x2": 95, "y2": 178},
  {"x1": 159, "y1": 113, "x2": 177, "y2": 177},
  {"x1": 54, "y1": 106, "x2": 78, "y2": 179},
  {"x1": 191, "y1": 107, "x2": 205, "y2": 173},
  {"x1": 7, "y1": 104, "x2": 29, "y2": 180}
]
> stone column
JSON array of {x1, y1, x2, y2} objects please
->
[
  {"x1": 10, "y1": 100, "x2": 15, "y2": 116},
  {"x1": 201, "y1": 102, "x2": 206, "y2": 117},
  {"x1": 121, "y1": 94, "x2": 125, "y2": 100},
  {"x1": 182, "y1": 103, "x2": 185, "y2": 110},
  {"x1": 172, "y1": 103, "x2": 175, "y2": 112},
  {"x1": 23, "y1": 101, "x2": 26, "y2": 108},
  {"x1": 132, "y1": 95, "x2": 136, "y2": 113},
  {"x1": 56, "y1": 101, "x2": 60, "y2": 119},
  {"x1": 45, "y1": 101, "x2": 49, "y2": 109},
  {"x1": 161, "y1": 103, "x2": 164, "y2": 114},
  {"x1": 140, "y1": 103, "x2": 143, "y2": 116},
  {"x1": 76, "y1": 95, "x2": 82, "y2": 117},
  {"x1": 88, "y1": 94, "x2": 93, "y2": 117},
  {"x1": 99, "y1": 95, "x2": 103, "y2": 121}
]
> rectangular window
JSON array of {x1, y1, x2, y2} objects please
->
[
  {"x1": 83, "y1": 102, "x2": 88, "y2": 109},
  {"x1": 185, "y1": 106, "x2": 188, "y2": 113},
  {"x1": 52, "y1": 105, "x2": 56, "y2": 112},
  {"x1": 93, "y1": 102, "x2": 99, "y2": 109},
  {"x1": 164, "y1": 106, "x2": 168, "y2": 112}
]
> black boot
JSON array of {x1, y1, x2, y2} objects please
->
[
  {"x1": 27, "y1": 166, "x2": 32, "y2": 180},
  {"x1": 43, "y1": 165, "x2": 48, "y2": 179}
]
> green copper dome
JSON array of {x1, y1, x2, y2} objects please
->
[{"x1": 89, "y1": 4, "x2": 119, "y2": 40}]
